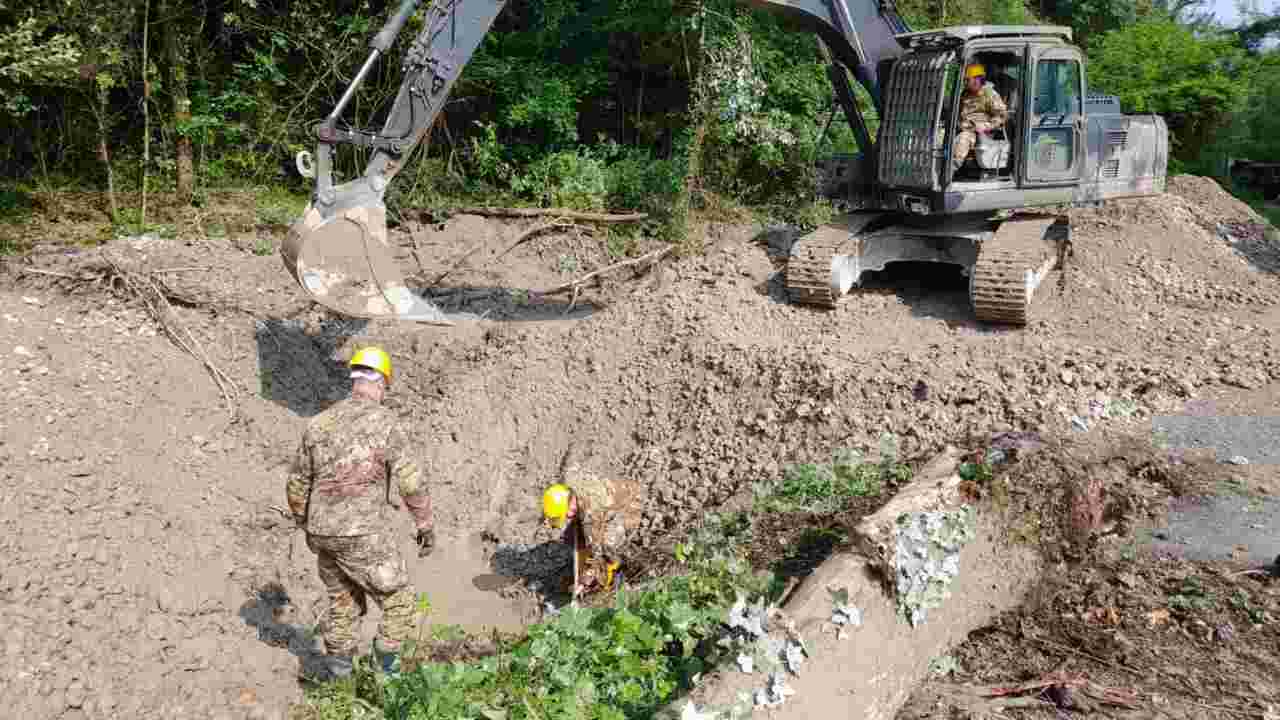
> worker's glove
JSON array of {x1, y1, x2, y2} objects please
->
[{"x1": 415, "y1": 527, "x2": 436, "y2": 558}]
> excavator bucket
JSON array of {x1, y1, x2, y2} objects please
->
[{"x1": 281, "y1": 201, "x2": 454, "y2": 324}]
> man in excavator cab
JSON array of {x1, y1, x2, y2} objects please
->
[
  {"x1": 951, "y1": 62, "x2": 1009, "y2": 178},
  {"x1": 541, "y1": 446, "x2": 641, "y2": 602}
]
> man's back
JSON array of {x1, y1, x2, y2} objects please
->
[{"x1": 296, "y1": 395, "x2": 407, "y2": 536}]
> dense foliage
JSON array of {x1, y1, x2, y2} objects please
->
[{"x1": 0, "y1": 0, "x2": 1276, "y2": 223}]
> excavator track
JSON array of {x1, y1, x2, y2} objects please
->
[
  {"x1": 970, "y1": 214, "x2": 1067, "y2": 326},
  {"x1": 785, "y1": 224, "x2": 860, "y2": 307}
]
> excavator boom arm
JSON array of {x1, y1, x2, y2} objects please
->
[{"x1": 284, "y1": 0, "x2": 908, "y2": 323}]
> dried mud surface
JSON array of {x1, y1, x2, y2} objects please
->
[{"x1": 1, "y1": 175, "x2": 1279, "y2": 719}]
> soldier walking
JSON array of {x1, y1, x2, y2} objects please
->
[
  {"x1": 541, "y1": 445, "x2": 641, "y2": 600},
  {"x1": 285, "y1": 346, "x2": 435, "y2": 678}
]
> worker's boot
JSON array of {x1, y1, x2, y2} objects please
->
[
  {"x1": 373, "y1": 638, "x2": 402, "y2": 674},
  {"x1": 306, "y1": 652, "x2": 354, "y2": 681}
]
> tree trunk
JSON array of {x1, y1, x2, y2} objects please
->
[
  {"x1": 95, "y1": 82, "x2": 118, "y2": 220},
  {"x1": 141, "y1": 0, "x2": 150, "y2": 227},
  {"x1": 164, "y1": 1, "x2": 194, "y2": 203}
]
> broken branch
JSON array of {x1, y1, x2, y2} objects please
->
[
  {"x1": 450, "y1": 207, "x2": 647, "y2": 223},
  {"x1": 100, "y1": 251, "x2": 238, "y2": 420},
  {"x1": 539, "y1": 245, "x2": 673, "y2": 296},
  {"x1": 493, "y1": 219, "x2": 579, "y2": 263},
  {"x1": 20, "y1": 267, "x2": 104, "y2": 281}
]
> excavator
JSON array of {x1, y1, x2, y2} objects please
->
[{"x1": 281, "y1": 0, "x2": 1168, "y2": 326}]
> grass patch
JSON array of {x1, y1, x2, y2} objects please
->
[
  {"x1": 110, "y1": 206, "x2": 176, "y2": 239},
  {"x1": 255, "y1": 186, "x2": 309, "y2": 227},
  {"x1": 0, "y1": 188, "x2": 34, "y2": 222},
  {"x1": 753, "y1": 434, "x2": 909, "y2": 514}
]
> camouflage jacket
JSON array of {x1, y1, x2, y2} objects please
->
[
  {"x1": 958, "y1": 82, "x2": 1008, "y2": 133},
  {"x1": 285, "y1": 395, "x2": 431, "y2": 537},
  {"x1": 562, "y1": 461, "x2": 640, "y2": 563}
]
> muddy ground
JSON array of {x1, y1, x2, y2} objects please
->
[{"x1": 1, "y1": 175, "x2": 1278, "y2": 719}]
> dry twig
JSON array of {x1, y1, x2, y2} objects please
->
[
  {"x1": 492, "y1": 219, "x2": 579, "y2": 263},
  {"x1": 448, "y1": 207, "x2": 647, "y2": 223},
  {"x1": 426, "y1": 219, "x2": 581, "y2": 286},
  {"x1": 100, "y1": 251, "x2": 238, "y2": 419},
  {"x1": 20, "y1": 267, "x2": 97, "y2": 280},
  {"x1": 1029, "y1": 636, "x2": 1143, "y2": 677},
  {"x1": 539, "y1": 245, "x2": 673, "y2": 296}
]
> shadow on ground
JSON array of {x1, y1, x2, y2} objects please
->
[
  {"x1": 486, "y1": 539, "x2": 575, "y2": 600},
  {"x1": 416, "y1": 285, "x2": 600, "y2": 322},
  {"x1": 238, "y1": 583, "x2": 332, "y2": 678},
  {"x1": 254, "y1": 317, "x2": 367, "y2": 417}
]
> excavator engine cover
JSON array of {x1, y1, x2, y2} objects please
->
[{"x1": 282, "y1": 201, "x2": 453, "y2": 324}]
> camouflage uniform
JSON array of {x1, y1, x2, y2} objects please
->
[
  {"x1": 952, "y1": 81, "x2": 1008, "y2": 171},
  {"x1": 561, "y1": 459, "x2": 641, "y2": 593},
  {"x1": 285, "y1": 395, "x2": 432, "y2": 657}
]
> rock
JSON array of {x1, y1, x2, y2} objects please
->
[
  {"x1": 1225, "y1": 455, "x2": 1249, "y2": 465},
  {"x1": 64, "y1": 680, "x2": 86, "y2": 709},
  {"x1": 852, "y1": 446, "x2": 977, "y2": 625}
]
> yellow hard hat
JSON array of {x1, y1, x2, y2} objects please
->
[
  {"x1": 349, "y1": 346, "x2": 392, "y2": 385},
  {"x1": 543, "y1": 483, "x2": 571, "y2": 528},
  {"x1": 965, "y1": 63, "x2": 986, "y2": 79}
]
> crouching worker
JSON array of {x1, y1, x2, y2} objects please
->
[
  {"x1": 541, "y1": 446, "x2": 641, "y2": 601},
  {"x1": 285, "y1": 346, "x2": 436, "y2": 680}
]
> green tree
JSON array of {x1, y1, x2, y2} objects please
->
[{"x1": 1088, "y1": 17, "x2": 1254, "y2": 162}]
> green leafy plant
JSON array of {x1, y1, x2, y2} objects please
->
[
  {"x1": 755, "y1": 439, "x2": 908, "y2": 514},
  {"x1": 300, "y1": 511, "x2": 774, "y2": 720}
]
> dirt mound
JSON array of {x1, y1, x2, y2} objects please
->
[
  {"x1": 1067, "y1": 174, "x2": 1280, "y2": 297},
  {"x1": 899, "y1": 531, "x2": 1280, "y2": 720}
]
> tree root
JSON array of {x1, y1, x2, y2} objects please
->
[{"x1": 99, "y1": 250, "x2": 239, "y2": 419}]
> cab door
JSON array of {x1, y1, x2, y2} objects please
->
[{"x1": 1023, "y1": 46, "x2": 1085, "y2": 185}]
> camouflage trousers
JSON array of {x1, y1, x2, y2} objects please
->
[
  {"x1": 952, "y1": 129, "x2": 978, "y2": 171},
  {"x1": 305, "y1": 532, "x2": 417, "y2": 657}
]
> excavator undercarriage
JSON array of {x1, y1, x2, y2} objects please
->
[{"x1": 784, "y1": 211, "x2": 1070, "y2": 325}]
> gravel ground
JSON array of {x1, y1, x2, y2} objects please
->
[
  {"x1": 1145, "y1": 492, "x2": 1280, "y2": 567},
  {"x1": 1152, "y1": 414, "x2": 1280, "y2": 465}
]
